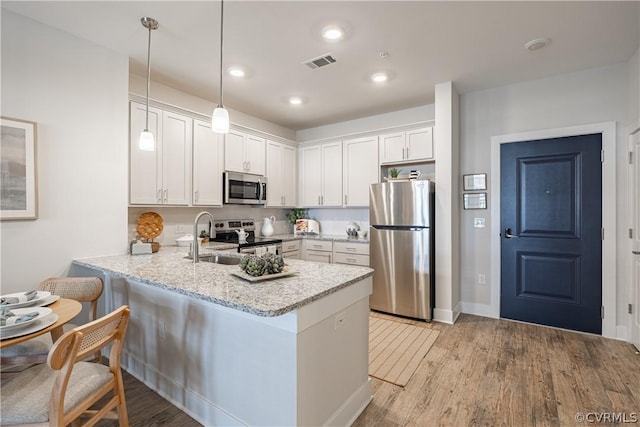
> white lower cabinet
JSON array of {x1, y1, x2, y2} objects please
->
[
  {"x1": 281, "y1": 240, "x2": 301, "y2": 259},
  {"x1": 302, "y1": 239, "x2": 333, "y2": 263},
  {"x1": 333, "y1": 241, "x2": 370, "y2": 267}
]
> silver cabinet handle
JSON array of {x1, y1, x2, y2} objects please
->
[
  {"x1": 163, "y1": 189, "x2": 168, "y2": 203},
  {"x1": 247, "y1": 161, "x2": 251, "y2": 171},
  {"x1": 344, "y1": 194, "x2": 348, "y2": 205},
  {"x1": 321, "y1": 195, "x2": 324, "y2": 205},
  {"x1": 406, "y1": 147, "x2": 410, "y2": 159},
  {"x1": 504, "y1": 228, "x2": 519, "y2": 238},
  {"x1": 157, "y1": 189, "x2": 162, "y2": 203},
  {"x1": 346, "y1": 247, "x2": 356, "y2": 252},
  {"x1": 346, "y1": 258, "x2": 358, "y2": 263},
  {"x1": 318, "y1": 195, "x2": 321, "y2": 205},
  {"x1": 194, "y1": 190, "x2": 199, "y2": 203}
]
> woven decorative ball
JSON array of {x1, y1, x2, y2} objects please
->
[{"x1": 136, "y1": 212, "x2": 163, "y2": 240}]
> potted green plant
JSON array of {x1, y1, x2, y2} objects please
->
[
  {"x1": 286, "y1": 208, "x2": 308, "y2": 231},
  {"x1": 389, "y1": 167, "x2": 401, "y2": 179}
]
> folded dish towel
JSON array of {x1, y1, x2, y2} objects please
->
[
  {"x1": 0, "y1": 290, "x2": 38, "y2": 305},
  {"x1": 0, "y1": 308, "x2": 39, "y2": 326}
]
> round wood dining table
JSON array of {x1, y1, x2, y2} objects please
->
[{"x1": 0, "y1": 298, "x2": 82, "y2": 349}]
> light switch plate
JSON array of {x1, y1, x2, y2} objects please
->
[{"x1": 474, "y1": 218, "x2": 486, "y2": 228}]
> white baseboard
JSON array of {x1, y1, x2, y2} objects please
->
[
  {"x1": 121, "y1": 351, "x2": 246, "y2": 426},
  {"x1": 433, "y1": 301, "x2": 463, "y2": 324},
  {"x1": 460, "y1": 301, "x2": 499, "y2": 319},
  {"x1": 325, "y1": 378, "x2": 372, "y2": 427},
  {"x1": 616, "y1": 325, "x2": 629, "y2": 341}
]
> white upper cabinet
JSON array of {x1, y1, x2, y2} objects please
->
[
  {"x1": 266, "y1": 140, "x2": 297, "y2": 207},
  {"x1": 129, "y1": 101, "x2": 192, "y2": 205},
  {"x1": 299, "y1": 142, "x2": 343, "y2": 207},
  {"x1": 224, "y1": 130, "x2": 265, "y2": 175},
  {"x1": 343, "y1": 136, "x2": 379, "y2": 207},
  {"x1": 192, "y1": 119, "x2": 224, "y2": 206},
  {"x1": 379, "y1": 127, "x2": 433, "y2": 164}
]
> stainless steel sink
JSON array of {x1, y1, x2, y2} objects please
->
[{"x1": 185, "y1": 254, "x2": 241, "y2": 265}]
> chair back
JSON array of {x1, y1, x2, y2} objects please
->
[
  {"x1": 39, "y1": 277, "x2": 103, "y2": 322},
  {"x1": 47, "y1": 305, "x2": 130, "y2": 426}
]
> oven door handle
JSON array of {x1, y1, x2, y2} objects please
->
[{"x1": 258, "y1": 178, "x2": 264, "y2": 202}]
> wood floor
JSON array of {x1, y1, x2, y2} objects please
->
[{"x1": 98, "y1": 313, "x2": 639, "y2": 426}]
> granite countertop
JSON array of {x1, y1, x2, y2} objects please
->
[{"x1": 73, "y1": 247, "x2": 373, "y2": 318}]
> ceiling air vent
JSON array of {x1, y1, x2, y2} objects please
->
[{"x1": 303, "y1": 53, "x2": 337, "y2": 70}]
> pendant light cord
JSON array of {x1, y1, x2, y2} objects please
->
[
  {"x1": 218, "y1": 0, "x2": 224, "y2": 107},
  {"x1": 145, "y1": 23, "x2": 152, "y2": 131}
]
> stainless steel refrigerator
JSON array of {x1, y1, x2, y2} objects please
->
[{"x1": 369, "y1": 180, "x2": 435, "y2": 321}]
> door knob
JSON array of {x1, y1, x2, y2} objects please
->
[
  {"x1": 633, "y1": 250, "x2": 640, "y2": 255},
  {"x1": 504, "y1": 228, "x2": 519, "y2": 238}
]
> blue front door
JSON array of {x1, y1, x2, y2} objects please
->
[{"x1": 500, "y1": 133, "x2": 602, "y2": 334}]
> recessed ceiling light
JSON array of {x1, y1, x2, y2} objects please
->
[
  {"x1": 322, "y1": 25, "x2": 344, "y2": 41},
  {"x1": 289, "y1": 96, "x2": 304, "y2": 105},
  {"x1": 228, "y1": 67, "x2": 246, "y2": 78},
  {"x1": 525, "y1": 37, "x2": 551, "y2": 51},
  {"x1": 371, "y1": 72, "x2": 388, "y2": 83}
]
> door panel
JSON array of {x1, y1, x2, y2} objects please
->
[
  {"x1": 631, "y1": 131, "x2": 640, "y2": 349},
  {"x1": 501, "y1": 134, "x2": 602, "y2": 334}
]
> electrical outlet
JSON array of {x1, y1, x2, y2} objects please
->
[
  {"x1": 474, "y1": 218, "x2": 485, "y2": 228},
  {"x1": 334, "y1": 312, "x2": 346, "y2": 330},
  {"x1": 478, "y1": 274, "x2": 486, "y2": 285},
  {"x1": 175, "y1": 224, "x2": 184, "y2": 233}
]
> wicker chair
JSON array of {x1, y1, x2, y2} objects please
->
[
  {"x1": 0, "y1": 305, "x2": 130, "y2": 426},
  {"x1": 0, "y1": 277, "x2": 104, "y2": 368}
]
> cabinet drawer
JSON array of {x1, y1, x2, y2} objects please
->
[
  {"x1": 281, "y1": 240, "x2": 301, "y2": 253},
  {"x1": 282, "y1": 250, "x2": 301, "y2": 260},
  {"x1": 305, "y1": 250, "x2": 332, "y2": 263},
  {"x1": 333, "y1": 252, "x2": 369, "y2": 267},
  {"x1": 333, "y1": 241, "x2": 369, "y2": 255},
  {"x1": 304, "y1": 240, "x2": 333, "y2": 252}
]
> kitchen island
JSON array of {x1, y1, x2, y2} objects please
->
[{"x1": 73, "y1": 248, "x2": 373, "y2": 426}]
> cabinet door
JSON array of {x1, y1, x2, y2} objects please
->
[
  {"x1": 224, "y1": 130, "x2": 246, "y2": 173},
  {"x1": 193, "y1": 119, "x2": 223, "y2": 206},
  {"x1": 281, "y1": 144, "x2": 296, "y2": 207},
  {"x1": 300, "y1": 146, "x2": 323, "y2": 207},
  {"x1": 321, "y1": 142, "x2": 343, "y2": 206},
  {"x1": 379, "y1": 132, "x2": 405, "y2": 164},
  {"x1": 406, "y1": 127, "x2": 433, "y2": 161},
  {"x1": 343, "y1": 136, "x2": 378, "y2": 207},
  {"x1": 245, "y1": 135, "x2": 265, "y2": 175},
  {"x1": 305, "y1": 250, "x2": 333, "y2": 263},
  {"x1": 265, "y1": 140, "x2": 282, "y2": 206},
  {"x1": 130, "y1": 102, "x2": 162, "y2": 204},
  {"x1": 162, "y1": 111, "x2": 192, "y2": 205}
]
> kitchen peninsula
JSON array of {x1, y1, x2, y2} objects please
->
[{"x1": 73, "y1": 248, "x2": 373, "y2": 427}]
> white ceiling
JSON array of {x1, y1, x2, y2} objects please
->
[{"x1": 3, "y1": 1, "x2": 639, "y2": 130}]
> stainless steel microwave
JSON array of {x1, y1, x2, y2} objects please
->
[{"x1": 223, "y1": 171, "x2": 267, "y2": 205}]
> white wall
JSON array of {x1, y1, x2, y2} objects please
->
[
  {"x1": 0, "y1": 10, "x2": 129, "y2": 293},
  {"x1": 459, "y1": 62, "x2": 632, "y2": 332}
]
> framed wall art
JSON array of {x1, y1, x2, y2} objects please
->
[
  {"x1": 1, "y1": 117, "x2": 38, "y2": 220},
  {"x1": 463, "y1": 192, "x2": 487, "y2": 210},
  {"x1": 463, "y1": 173, "x2": 487, "y2": 191}
]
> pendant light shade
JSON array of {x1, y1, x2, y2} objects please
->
[
  {"x1": 212, "y1": 0, "x2": 229, "y2": 134},
  {"x1": 139, "y1": 16, "x2": 159, "y2": 151},
  {"x1": 212, "y1": 106, "x2": 229, "y2": 133}
]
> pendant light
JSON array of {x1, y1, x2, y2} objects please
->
[
  {"x1": 212, "y1": 0, "x2": 230, "y2": 134},
  {"x1": 139, "y1": 17, "x2": 159, "y2": 151}
]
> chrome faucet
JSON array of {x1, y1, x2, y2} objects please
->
[{"x1": 193, "y1": 211, "x2": 214, "y2": 263}]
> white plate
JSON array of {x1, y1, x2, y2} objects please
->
[
  {"x1": 36, "y1": 295, "x2": 61, "y2": 307},
  {"x1": 0, "y1": 313, "x2": 58, "y2": 340},
  {"x1": 0, "y1": 307, "x2": 53, "y2": 332},
  {"x1": 231, "y1": 269, "x2": 296, "y2": 282},
  {"x1": 0, "y1": 291, "x2": 51, "y2": 309}
]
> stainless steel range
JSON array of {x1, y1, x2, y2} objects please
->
[{"x1": 210, "y1": 219, "x2": 282, "y2": 254}]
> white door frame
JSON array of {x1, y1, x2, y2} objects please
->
[
  {"x1": 490, "y1": 122, "x2": 616, "y2": 338},
  {"x1": 628, "y1": 119, "x2": 640, "y2": 349}
]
